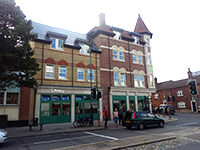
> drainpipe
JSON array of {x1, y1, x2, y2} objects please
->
[
  {"x1": 143, "y1": 45, "x2": 148, "y2": 88},
  {"x1": 108, "y1": 36, "x2": 111, "y2": 119},
  {"x1": 72, "y1": 48, "x2": 74, "y2": 87},
  {"x1": 128, "y1": 42, "x2": 133, "y2": 87},
  {"x1": 41, "y1": 41, "x2": 45, "y2": 85}
]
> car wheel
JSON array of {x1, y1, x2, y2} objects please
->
[
  {"x1": 138, "y1": 123, "x2": 144, "y2": 130},
  {"x1": 126, "y1": 126, "x2": 131, "y2": 130},
  {"x1": 159, "y1": 121, "x2": 164, "y2": 127}
]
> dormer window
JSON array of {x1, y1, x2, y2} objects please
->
[
  {"x1": 113, "y1": 31, "x2": 121, "y2": 40},
  {"x1": 132, "y1": 36, "x2": 139, "y2": 44},
  {"x1": 51, "y1": 38, "x2": 63, "y2": 50},
  {"x1": 79, "y1": 44, "x2": 89, "y2": 55}
]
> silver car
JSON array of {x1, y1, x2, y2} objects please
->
[{"x1": 0, "y1": 129, "x2": 7, "y2": 144}]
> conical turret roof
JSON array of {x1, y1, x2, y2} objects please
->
[{"x1": 134, "y1": 14, "x2": 152, "y2": 38}]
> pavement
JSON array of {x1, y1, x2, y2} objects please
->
[{"x1": 4, "y1": 115, "x2": 181, "y2": 149}]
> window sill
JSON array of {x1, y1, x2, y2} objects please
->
[
  {"x1": 77, "y1": 80, "x2": 86, "y2": 82},
  {"x1": 113, "y1": 59, "x2": 125, "y2": 62},
  {"x1": 58, "y1": 78, "x2": 68, "y2": 81},
  {"x1": 50, "y1": 48, "x2": 64, "y2": 51},
  {"x1": 88, "y1": 80, "x2": 96, "y2": 82},
  {"x1": 45, "y1": 77, "x2": 55, "y2": 80}
]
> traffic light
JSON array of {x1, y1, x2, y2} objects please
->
[
  {"x1": 189, "y1": 80, "x2": 198, "y2": 95},
  {"x1": 97, "y1": 91, "x2": 102, "y2": 99},
  {"x1": 91, "y1": 87, "x2": 97, "y2": 99}
]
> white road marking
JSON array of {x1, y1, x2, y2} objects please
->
[
  {"x1": 84, "y1": 131, "x2": 118, "y2": 140},
  {"x1": 33, "y1": 135, "x2": 93, "y2": 145},
  {"x1": 176, "y1": 122, "x2": 199, "y2": 127}
]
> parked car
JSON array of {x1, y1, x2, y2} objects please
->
[
  {"x1": 0, "y1": 129, "x2": 7, "y2": 144},
  {"x1": 123, "y1": 111, "x2": 165, "y2": 130}
]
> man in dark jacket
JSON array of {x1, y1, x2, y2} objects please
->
[{"x1": 118, "y1": 107, "x2": 124, "y2": 125}]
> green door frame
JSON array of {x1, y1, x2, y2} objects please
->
[
  {"x1": 74, "y1": 95, "x2": 99, "y2": 120},
  {"x1": 40, "y1": 94, "x2": 71, "y2": 124},
  {"x1": 112, "y1": 95, "x2": 127, "y2": 113}
]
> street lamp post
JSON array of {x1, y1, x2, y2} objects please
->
[{"x1": 89, "y1": 45, "x2": 93, "y2": 126}]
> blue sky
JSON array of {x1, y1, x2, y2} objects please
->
[{"x1": 15, "y1": 0, "x2": 200, "y2": 83}]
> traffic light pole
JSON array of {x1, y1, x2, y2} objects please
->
[{"x1": 89, "y1": 47, "x2": 93, "y2": 126}]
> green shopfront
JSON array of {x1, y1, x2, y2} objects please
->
[
  {"x1": 39, "y1": 93, "x2": 99, "y2": 124},
  {"x1": 111, "y1": 94, "x2": 150, "y2": 119},
  {"x1": 40, "y1": 94, "x2": 71, "y2": 124}
]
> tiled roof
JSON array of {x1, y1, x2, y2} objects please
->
[
  {"x1": 157, "y1": 75, "x2": 200, "y2": 90},
  {"x1": 87, "y1": 24, "x2": 147, "y2": 44},
  {"x1": 134, "y1": 16, "x2": 152, "y2": 38},
  {"x1": 31, "y1": 22, "x2": 101, "y2": 53}
]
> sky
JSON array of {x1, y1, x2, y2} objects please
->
[{"x1": 14, "y1": 0, "x2": 200, "y2": 83}]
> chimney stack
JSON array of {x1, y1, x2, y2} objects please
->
[
  {"x1": 99, "y1": 13, "x2": 106, "y2": 25},
  {"x1": 188, "y1": 68, "x2": 192, "y2": 79}
]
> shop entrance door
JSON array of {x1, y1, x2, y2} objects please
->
[{"x1": 113, "y1": 100, "x2": 126, "y2": 112}]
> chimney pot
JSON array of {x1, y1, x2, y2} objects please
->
[{"x1": 99, "y1": 13, "x2": 106, "y2": 25}]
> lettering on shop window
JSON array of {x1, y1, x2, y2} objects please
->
[{"x1": 51, "y1": 89, "x2": 65, "y2": 93}]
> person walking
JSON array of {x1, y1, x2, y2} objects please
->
[
  {"x1": 118, "y1": 107, "x2": 124, "y2": 125},
  {"x1": 103, "y1": 107, "x2": 108, "y2": 128},
  {"x1": 113, "y1": 108, "x2": 118, "y2": 127}
]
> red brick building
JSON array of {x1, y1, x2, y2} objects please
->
[
  {"x1": 87, "y1": 13, "x2": 156, "y2": 119},
  {"x1": 151, "y1": 71, "x2": 200, "y2": 113}
]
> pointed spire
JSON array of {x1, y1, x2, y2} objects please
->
[{"x1": 134, "y1": 14, "x2": 152, "y2": 38}]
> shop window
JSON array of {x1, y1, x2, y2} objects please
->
[
  {"x1": 62, "y1": 96, "x2": 70, "y2": 101},
  {"x1": 92, "y1": 102, "x2": 98, "y2": 113},
  {"x1": 52, "y1": 95, "x2": 60, "y2": 101},
  {"x1": 62, "y1": 103, "x2": 70, "y2": 115},
  {"x1": 84, "y1": 96, "x2": 90, "y2": 100},
  {"x1": 41, "y1": 103, "x2": 50, "y2": 116},
  {"x1": 42, "y1": 96, "x2": 50, "y2": 101},
  {"x1": 52, "y1": 103, "x2": 60, "y2": 116},
  {"x1": 75, "y1": 96, "x2": 82, "y2": 101},
  {"x1": 129, "y1": 100, "x2": 135, "y2": 111},
  {"x1": 84, "y1": 102, "x2": 91, "y2": 114},
  {"x1": 76, "y1": 102, "x2": 83, "y2": 114}
]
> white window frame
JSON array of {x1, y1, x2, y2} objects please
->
[
  {"x1": 177, "y1": 90, "x2": 183, "y2": 97},
  {"x1": 88, "y1": 69, "x2": 94, "y2": 82},
  {"x1": 114, "y1": 72, "x2": 119, "y2": 85},
  {"x1": 134, "y1": 75, "x2": 139, "y2": 87},
  {"x1": 113, "y1": 51, "x2": 124, "y2": 61},
  {"x1": 138, "y1": 55, "x2": 143, "y2": 64},
  {"x1": 146, "y1": 38, "x2": 149, "y2": 46},
  {"x1": 46, "y1": 64, "x2": 54, "y2": 78},
  {"x1": 114, "y1": 72, "x2": 126, "y2": 86},
  {"x1": 154, "y1": 94, "x2": 159, "y2": 99},
  {"x1": 132, "y1": 54, "x2": 137, "y2": 63},
  {"x1": 79, "y1": 44, "x2": 89, "y2": 55},
  {"x1": 51, "y1": 38, "x2": 63, "y2": 50},
  {"x1": 132, "y1": 36, "x2": 139, "y2": 44},
  {"x1": 140, "y1": 75, "x2": 145, "y2": 87},
  {"x1": 59, "y1": 66, "x2": 67, "y2": 80},
  {"x1": 77, "y1": 68, "x2": 84, "y2": 81},
  {"x1": 113, "y1": 31, "x2": 121, "y2": 40}
]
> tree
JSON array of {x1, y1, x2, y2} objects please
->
[{"x1": 0, "y1": 0, "x2": 39, "y2": 90}]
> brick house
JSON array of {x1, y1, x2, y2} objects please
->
[
  {"x1": 87, "y1": 13, "x2": 156, "y2": 119},
  {"x1": 151, "y1": 71, "x2": 200, "y2": 113},
  {"x1": 27, "y1": 22, "x2": 102, "y2": 125}
]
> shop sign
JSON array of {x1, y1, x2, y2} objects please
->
[{"x1": 51, "y1": 89, "x2": 65, "y2": 93}]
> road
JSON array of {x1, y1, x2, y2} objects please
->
[{"x1": 0, "y1": 113, "x2": 200, "y2": 150}]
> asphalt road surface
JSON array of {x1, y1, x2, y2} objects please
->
[{"x1": 1, "y1": 113, "x2": 200, "y2": 150}]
